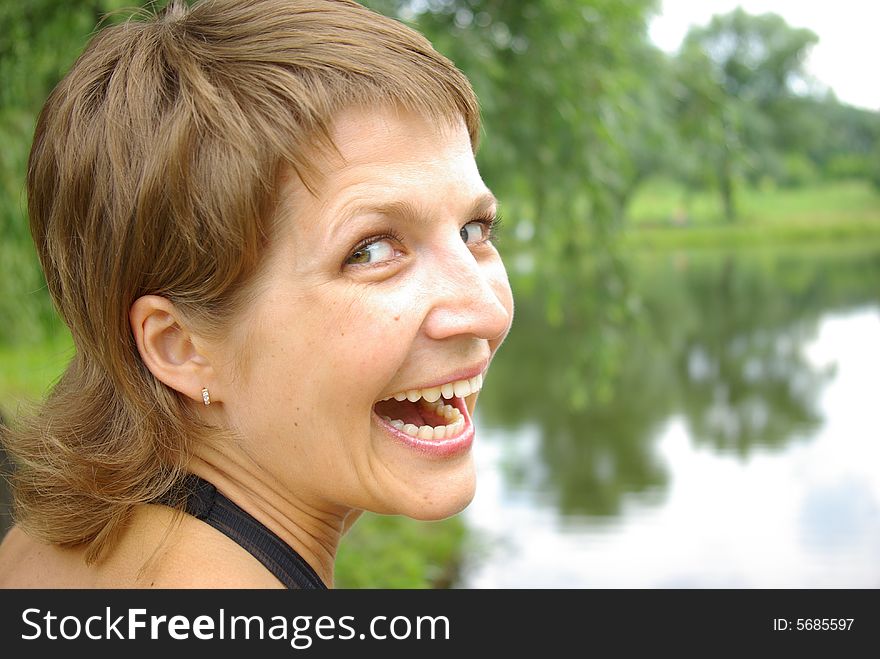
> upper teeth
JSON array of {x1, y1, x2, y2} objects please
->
[{"x1": 381, "y1": 373, "x2": 483, "y2": 403}]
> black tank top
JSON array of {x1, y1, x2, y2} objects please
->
[{"x1": 158, "y1": 474, "x2": 327, "y2": 589}]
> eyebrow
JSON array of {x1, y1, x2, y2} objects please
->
[{"x1": 330, "y1": 191, "x2": 499, "y2": 233}]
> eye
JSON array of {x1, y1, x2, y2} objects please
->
[
  {"x1": 460, "y1": 220, "x2": 487, "y2": 244},
  {"x1": 345, "y1": 235, "x2": 401, "y2": 266}
]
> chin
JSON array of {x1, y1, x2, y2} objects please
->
[{"x1": 392, "y1": 460, "x2": 477, "y2": 521}]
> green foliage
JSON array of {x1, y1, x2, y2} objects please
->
[
  {"x1": 779, "y1": 153, "x2": 820, "y2": 188},
  {"x1": 826, "y1": 154, "x2": 874, "y2": 181},
  {"x1": 684, "y1": 9, "x2": 818, "y2": 103},
  {"x1": 674, "y1": 8, "x2": 820, "y2": 220},
  {"x1": 334, "y1": 513, "x2": 470, "y2": 588},
  {"x1": 872, "y1": 144, "x2": 880, "y2": 192}
]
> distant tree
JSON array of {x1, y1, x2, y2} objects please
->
[
  {"x1": 806, "y1": 97, "x2": 880, "y2": 180},
  {"x1": 674, "y1": 9, "x2": 818, "y2": 220},
  {"x1": 607, "y1": 41, "x2": 680, "y2": 223},
  {"x1": 672, "y1": 41, "x2": 737, "y2": 218}
]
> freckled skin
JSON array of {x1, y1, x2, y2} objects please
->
[{"x1": 199, "y1": 107, "x2": 513, "y2": 549}]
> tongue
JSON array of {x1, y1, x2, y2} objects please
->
[{"x1": 374, "y1": 398, "x2": 426, "y2": 426}]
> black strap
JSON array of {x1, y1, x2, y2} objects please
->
[{"x1": 158, "y1": 474, "x2": 327, "y2": 590}]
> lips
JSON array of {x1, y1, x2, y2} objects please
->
[
  {"x1": 374, "y1": 394, "x2": 466, "y2": 439},
  {"x1": 372, "y1": 391, "x2": 474, "y2": 457},
  {"x1": 372, "y1": 360, "x2": 487, "y2": 456}
]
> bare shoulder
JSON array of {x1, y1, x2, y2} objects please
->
[
  {"x1": 0, "y1": 507, "x2": 284, "y2": 589},
  {"x1": 0, "y1": 525, "x2": 90, "y2": 588},
  {"x1": 0, "y1": 526, "x2": 33, "y2": 585},
  {"x1": 0, "y1": 526, "x2": 28, "y2": 573},
  {"x1": 127, "y1": 504, "x2": 285, "y2": 589}
]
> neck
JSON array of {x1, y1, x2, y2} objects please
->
[{"x1": 188, "y1": 443, "x2": 354, "y2": 588}]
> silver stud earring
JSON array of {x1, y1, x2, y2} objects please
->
[{"x1": 202, "y1": 387, "x2": 211, "y2": 406}]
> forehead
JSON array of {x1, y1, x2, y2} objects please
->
[
  {"x1": 286, "y1": 107, "x2": 488, "y2": 231},
  {"x1": 329, "y1": 106, "x2": 473, "y2": 168}
]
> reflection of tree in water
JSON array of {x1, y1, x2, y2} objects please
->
[
  {"x1": 645, "y1": 254, "x2": 822, "y2": 456},
  {"x1": 478, "y1": 251, "x2": 673, "y2": 517},
  {"x1": 680, "y1": 329, "x2": 824, "y2": 455},
  {"x1": 651, "y1": 250, "x2": 878, "y2": 455},
  {"x1": 479, "y1": 246, "x2": 880, "y2": 518}
]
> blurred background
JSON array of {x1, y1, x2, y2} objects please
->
[{"x1": 1, "y1": 0, "x2": 878, "y2": 587}]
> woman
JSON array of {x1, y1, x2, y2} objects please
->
[{"x1": 0, "y1": 0, "x2": 513, "y2": 588}]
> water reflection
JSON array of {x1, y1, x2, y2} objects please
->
[
  {"x1": 466, "y1": 246, "x2": 880, "y2": 586},
  {"x1": 663, "y1": 252, "x2": 831, "y2": 455}
]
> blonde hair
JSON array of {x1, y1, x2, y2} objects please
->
[{"x1": 4, "y1": 0, "x2": 479, "y2": 563}]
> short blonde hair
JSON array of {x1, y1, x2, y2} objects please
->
[{"x1": 4, "y1": 0, "x2": 479, "y2": 563}]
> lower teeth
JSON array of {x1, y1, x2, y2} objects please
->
[{"x1": 383, "y1": 415, "x2": 464, "y2": 439}]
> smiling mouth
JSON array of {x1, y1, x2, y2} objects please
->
[{"x1": 372, "y1": 374, "x2": 482, "y2": 441}]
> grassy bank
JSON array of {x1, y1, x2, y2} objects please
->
[
  {"x1": 335, "y1": 512, "x2": 469, "y2": 588},
  {"x1": 623, "y1": 179, "x2": 880, "y2": 250}
]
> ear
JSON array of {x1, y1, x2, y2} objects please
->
[{"x1": 129, "y1": 295, "x2": 217, "y2": 405}]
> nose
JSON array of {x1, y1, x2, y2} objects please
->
[{"x1": 421, "y1": 239, "x2": 513, "y2": 343}]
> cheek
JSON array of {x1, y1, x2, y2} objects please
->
[
  {"x1": 322, "y1": 285, "x2": 426, "y2": 373},
  {"x1": 271, "y1": 282, "x2": 425, "y2": 397}
]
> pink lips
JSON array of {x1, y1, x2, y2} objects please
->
[{"x1": 372, "y1": 393, "x2": 474, "y2": 458}]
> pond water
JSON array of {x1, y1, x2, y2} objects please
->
[{"x1": 459, "y1": 246, "x2": 880, "y2": 588}]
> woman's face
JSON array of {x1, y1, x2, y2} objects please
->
[{"x1": 214, "y1": 107, "x2": 513, "y2": 520}]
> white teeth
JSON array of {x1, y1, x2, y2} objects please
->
[
  {"x1": 422, "y1": 386, "x2": 442, "y2": 403},
  {"x1": 381, "y1": 373, "x2": 484, "y2": 405},
  {"x1": 438, "y1": 403, "x2": 461, "y2": 419},
  {"x1": 382, "y1": 374, "x2": 474, "y2": 441},
  {"x1": 383, "y1": 409, "x2": 465, "y2": 440},
  {"x1": 452, "y1": 379, "x2": 471, "y2": 398}
]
